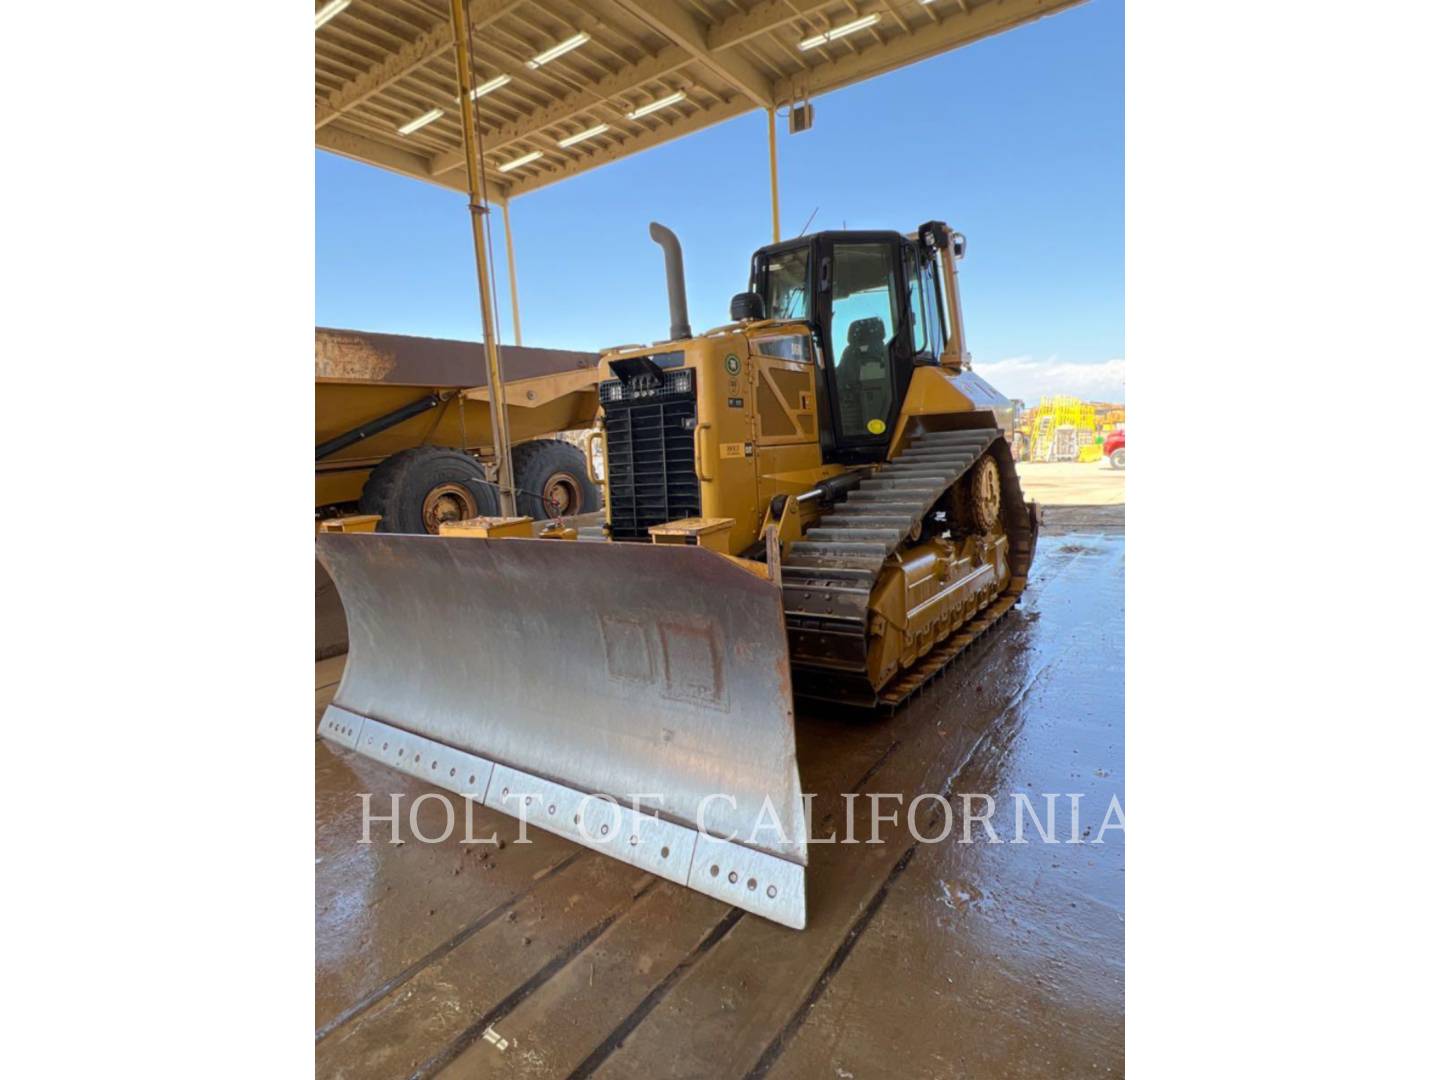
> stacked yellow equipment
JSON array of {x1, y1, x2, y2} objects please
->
[{"x1": 1023, "y1": 395, "x2": 1100, "y2": 462}]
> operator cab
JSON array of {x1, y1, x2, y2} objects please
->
[{"x1": 743, "y1": 223, "x2": 960, "y2": 464}]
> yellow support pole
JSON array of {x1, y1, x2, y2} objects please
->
[
  {"x1": 501, "y1": 198, "x2": 523, "y2": 347},
  {"x1": 768, "y1": 108, "x2": 780, "y2": 243},
  {"x1": 449, "y1": 0, "x2": 516, "y2": 516}
]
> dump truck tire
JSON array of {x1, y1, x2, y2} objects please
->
[
  {"x1": 510, "y1": 439, "x2": 600, "y2": 519},
  {"x1": 359, "y1": 447, "x2": 499, "y2": 534}
]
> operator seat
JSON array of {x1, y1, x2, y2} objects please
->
[
  {"x1": 840, "y1": 317, "x2": 887, "y2": 374},
  {"x1": 837, "y1": 317, "x2": 891, "y2": 435}
]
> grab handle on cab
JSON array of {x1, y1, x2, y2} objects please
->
[{"x1": 693, "y1": 422, "x2": 714, "y2": 482}]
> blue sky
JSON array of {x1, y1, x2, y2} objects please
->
[{"x1": 317, "y1": 0, "x2": 1123, "y2": 401}]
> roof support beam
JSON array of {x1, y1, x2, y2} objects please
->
[
  {"x1": 425, "y1": 45, "x2": 692, "y2": 177},
  {"x1": 315, "y1": 0, "x2": 522, "y2": 130},
  {"x1": 610, "y1": 0, "x2": 774, "y2": 108},
  {"x1": 773, "y1": 0, "x2": 1082, "y2": 102},
  {"x1": 318, "y1": 124, "x2": 475, "y2": 194},
  {"x1": 707, "y1": 0, "x2": 832, "y2": 51},
  {"x1": 503, "y1": 97, "x2": 751, "y2": 198},
  {"x1": 420, "y1": 0, "x2": 849, "y2": 179}
]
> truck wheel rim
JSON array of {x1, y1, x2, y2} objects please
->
[
  {"x1": 542, "y1": 473, "x2": 582, "y2": 516},
  {"x1": 422, "y1": 484, "x2": 479, "y2": 533}
]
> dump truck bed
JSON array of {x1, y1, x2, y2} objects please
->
[
  {"x1": 315, "y1": 327, "x2": 601, "y2": 508},
  {"x1": 314, "y1": 520, "x2": 1125, "y2": 1078}
]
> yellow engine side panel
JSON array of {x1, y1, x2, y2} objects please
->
[
  {"x1": 692, "y1": 335, "x2": 760, "y2": 552},
  {"x1": 597, "y1": 325, "x2": 843, "y2": 555},
  {"x1": 679, "y1": 329, "x2": 833, "y2": 555}
]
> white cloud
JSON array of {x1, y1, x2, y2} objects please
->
[{"x1": 972, "y1": 356, "x2": 1125, "y2": 406}]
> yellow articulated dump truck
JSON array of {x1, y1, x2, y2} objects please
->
[
  {"x1": 317, "y1": 221, "x2": 1037, "y2": 929},
  {"x1": 315, "y1": 327, "x2": 602, "y2": 531}
]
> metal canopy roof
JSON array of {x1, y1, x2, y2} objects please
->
[{"x1": 316, "y1": 0, "x2": 1081, "y2": 200}]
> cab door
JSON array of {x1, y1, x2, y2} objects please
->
[{"x1": 814, "y1": 236, "x2": 917, "y2": 460}]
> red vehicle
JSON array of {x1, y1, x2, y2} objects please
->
[{"x1": 1104, "y1": 428, "x2": 1126, "y2": 469}]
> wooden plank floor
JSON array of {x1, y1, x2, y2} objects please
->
[{"x1": 315, "y1": 522, "x2": 1125, "y2": 1078}]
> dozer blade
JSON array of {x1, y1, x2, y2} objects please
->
[{"x1": 316, "y1": 533, "x2": 808, "y2": 929}]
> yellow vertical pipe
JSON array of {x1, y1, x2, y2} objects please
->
[
  {"x1": 501, "y1": 199, "x2": 523, "y2": 346},
  {"x1": 448, "y1": 0, "x2": 516, "y2": 516},
  {"x1": 938, "y1": 234, "x2": 967, "y2": 368},
  {"x1": 768, "y1": 108, "x2": 780, "y2": 243}
]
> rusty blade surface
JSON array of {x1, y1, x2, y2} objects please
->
[{"x1": 316, "y1": 534, "x2": 807, "y2": 867}]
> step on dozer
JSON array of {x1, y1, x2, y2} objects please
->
[{"x1": 317, "y1": 220, "x2": 1037, "y2": 929}]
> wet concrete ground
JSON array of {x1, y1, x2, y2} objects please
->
[
  {"x1": 1015, "y1": 461, "x2": 1126, "y2": 506},
  {"x1": 315, "y1": 519, "x2": 1124, "y2": 1078}
]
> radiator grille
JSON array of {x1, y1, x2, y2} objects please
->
[{"x1": 603, "y1": 383, "x2": 700, "y2": 541}]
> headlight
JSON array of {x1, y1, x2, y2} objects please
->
[{"x1": 599, "y1": 367, "x2": 693, "y2": 402}]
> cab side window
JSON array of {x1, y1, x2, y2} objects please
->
[
  {"x1": 760, "y1": 247, "x2": 810, "y2": 321},
  {"x1": 905, "y1": 247, "x2": 930, "y2": 356}
]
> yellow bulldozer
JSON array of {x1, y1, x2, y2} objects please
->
[{"x1": 317, "y1": 220, "x2": 1037, "y2": 929}]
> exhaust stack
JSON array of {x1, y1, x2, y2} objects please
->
[{"x1": 649, "y1": 222, "x2": 692, "y2": 340}]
